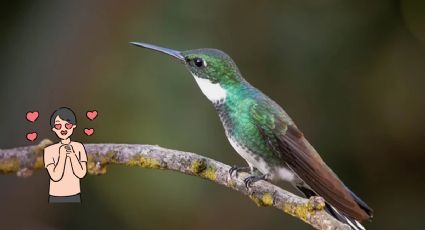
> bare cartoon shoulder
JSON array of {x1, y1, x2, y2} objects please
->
[
  {"x1": 43, "y1": 142, "x2": 61, "y2": 155},
  {"x1": 70, "y1": 141, "x2": 84, "y2": 148}
]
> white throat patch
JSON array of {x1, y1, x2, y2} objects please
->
[{"x1": 192, "y1": 74, "x2": 227, "y2": 102}]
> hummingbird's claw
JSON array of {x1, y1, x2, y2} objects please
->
[
  {"x1": 229, "y1": 166, "x2": 250, "y2": 177},
  {"x1": 244, "y1": 174, "x2": 270, "y2": 189}
]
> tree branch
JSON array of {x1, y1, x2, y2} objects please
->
[{"x1": 0, "y1": 139, "x2": 349, "y2": 230}]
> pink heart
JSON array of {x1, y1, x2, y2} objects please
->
[
  {"x1": 84, "y1": 128, "x2": 94, "y2": 136},
  {"x1": 26, "y1": 132, "x2": 37, "y2": 141},
  {"x1": 86, "y1": 110, "x2": 98, "y2": 120},
  {"x1": 26, "y1": 111, "x2": 39, "y2": 123}
]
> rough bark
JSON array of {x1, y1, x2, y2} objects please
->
[{"x1": 0, "y1": 139, "x2": 350, "y2": 230}]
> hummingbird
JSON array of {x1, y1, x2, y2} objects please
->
[{"x1": 131, "y1": 42, "x2": 373, "y2": 230}]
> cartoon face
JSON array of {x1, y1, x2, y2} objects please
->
[{"x1": 52, "y1": 115, "x2": 76, "y2": 140}]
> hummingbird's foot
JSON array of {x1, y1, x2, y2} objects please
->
[
  {"x1": 229, "y1": 166, "x2": 250, "y2": 177},
  {"x1": 244, "y1": 174, "x2": 270, "y2": 189}
]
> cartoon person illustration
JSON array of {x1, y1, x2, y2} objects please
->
[{"x1": 43, "y1": 107, "x2": 87, "y2": 203}]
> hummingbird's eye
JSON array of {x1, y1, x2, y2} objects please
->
[{"x1": 193, "y1": 58, "x2": 205, "y2": 68}]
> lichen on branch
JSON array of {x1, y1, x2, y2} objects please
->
[{"x1": 0, "y1": 139, "x2": 350, "y2": 230}]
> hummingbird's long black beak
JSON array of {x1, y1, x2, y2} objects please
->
[{"x1": 130, "y1": 42, "x2": 185, "y2": 63}]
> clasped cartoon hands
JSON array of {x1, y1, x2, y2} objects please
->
[{"x1": 59, "y1": 144, "x2": 76, "y2": 159}]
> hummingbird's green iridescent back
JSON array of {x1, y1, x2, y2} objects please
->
[
  {"x1": 183, "y1": 49, "x2": 294, "y2": 163},
  {"x1": 216, "y1": 81, "x2": 291, "y2": 164}
]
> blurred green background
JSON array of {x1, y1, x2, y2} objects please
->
[{"x1": 1, "y1": 0, "x2": 424, "y2": 229}]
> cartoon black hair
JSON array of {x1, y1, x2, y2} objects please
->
[{"x1": 49, "y1": 107, "x2": 77, "y2": 128}]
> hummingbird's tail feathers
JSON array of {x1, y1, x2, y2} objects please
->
[
  {"x1": 295, "y1": 185, "x2": 366, "y2": 230},
  {"x1": 346, "y1": 187, "x2": 374, "y2": 219},
  {"x1": 328, "y1": 205, "x2": 366, "y2": 230}
]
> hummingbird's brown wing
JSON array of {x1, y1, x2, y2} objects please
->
[
  {"x1": 275, "y1": 124, "x2": 370, "y2": 221},
  {"x1": 251, "y1": 102, "x2": 371, "y2": 221}
]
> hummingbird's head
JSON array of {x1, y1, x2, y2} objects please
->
[
  {"x1": 131, "y1": 42, "x2": 244, "y2": 103},
  {"x1": 181, "y1": 48, "x2": 241, "y2": 84}
]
